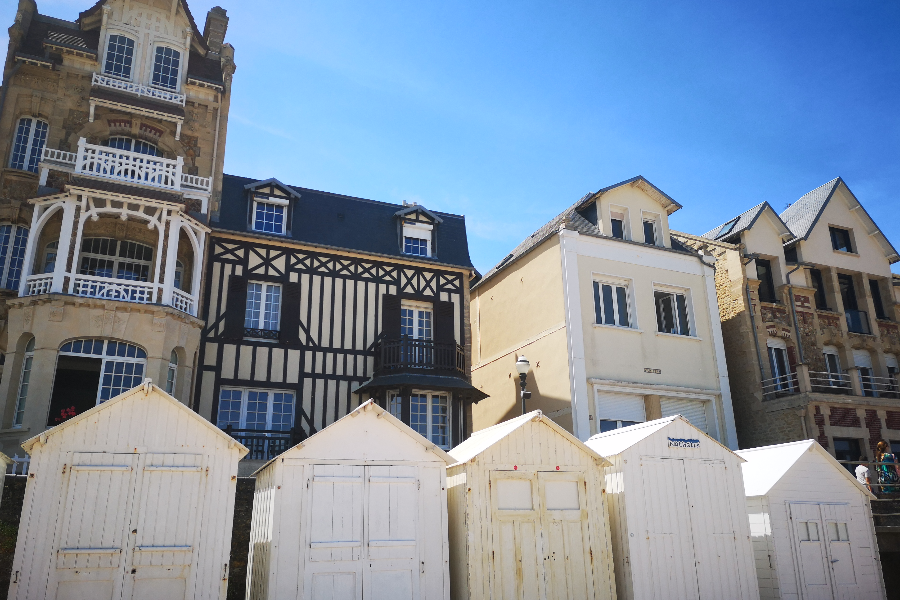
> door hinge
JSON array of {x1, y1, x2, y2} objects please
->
[
  {"x1": 223, "y1": 562, "x2": 229, "y2": 580},
  {"x1": 12, "y1": 570, "x2": 18, "y2": 583},
  {"x1": 417, "y1": 480, "x2": 421, "y2": 490}
]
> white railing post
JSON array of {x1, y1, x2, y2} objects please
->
[
  {"x1": 74, "y1": 137, "x2": 86, "y2": 174},
  {"x1": 174, "y1": 156, "x2": 183, "y2": 191},
  {"x1": 161, "y1": 215, "x2": 182, "y2": 307},
  {"x1": 51, "y1": 199, "x2": 77, "y2": 293}
]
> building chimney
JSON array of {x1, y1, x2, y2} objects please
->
[{"x1": 202, "y1": 6, "x2": 229, "y2": 54}]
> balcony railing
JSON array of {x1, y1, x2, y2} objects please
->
[
  {"x1": 172, "y1": 288, "x2": 195, "y2": 315},
  {"x1": 40, "y1": 139, "x2": 212, "y2": 195},
  {"x1": 846, "y1": 309, "x2": 871, "y2": 335},
  {"x1": 809, "y1": 371, "x2": 853, "y2": 395},
  {"x1": 92, "y1": 72, "x2": 186, "y2": 106},
  {"x1": 24, "y1": 274, "x2": 53, "y2": 296},
  {"x1": 860, "y1": 374, "x2": 900, "y2": 399},
  {"x1": 374, "y1": 337, "x2": 466, "y2": 376},
  {"x1": 761, "y1": 372, "x2": 799, "y2": 400},
  {"x1": 223, "y1": 426, "x2": 302, "y2": 461}
]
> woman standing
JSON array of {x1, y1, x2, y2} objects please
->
[{"x1": 875, "y1": 440, "x2": 900, "y2": 494}]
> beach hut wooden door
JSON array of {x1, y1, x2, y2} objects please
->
[
  {"x1": 789, "y1": 502, "x2": 859, "y2": 600},
  {"x1": 489, "y1": 470, "x2": 593, "y2": 600},
  {"x1": 302, "y1": 463, "x2": 421, "y2": 600},
  {"x1": 49, "y1": 451, "x2": 205, "y2": 600}
]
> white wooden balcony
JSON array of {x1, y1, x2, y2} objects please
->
[
  {"x1": 40, "y1": 139, "x2": 211, "y2": 198},
  {"x1": 92, "y1": 72, "x2": 186, "y2": 106}
]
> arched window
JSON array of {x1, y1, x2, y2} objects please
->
[
  {"x1": 151, "y1": 46, "x2": 181, "y2": 90},
  {"x1": 42, "y1": 240, "x2": 58, "y2": 274},
  {"x1": 0, "y1": 224, "x2": 29, "y2": 290},
  {"x1": 103, "y1": 34, "x2": 135, "y2": 79},
  {"x1": 9, "y1": 117, "x2": 48, "y2": 173},
  {"x1": 47, "y1": 339, "x2": 147, "y2": 425},
  {"x1": 166, "y1": 350, "x2": 178, "y2": 395},
  {"x1": 13, "y1": 336, "x2": 35, "y2": 428},
  {"x1": 78, "y1": 237, "x2": 154, "y2": 282},
  {"x1": 174, "y1": 260, "x2": 185, "y2": 291},
  {"x1": 105, "y1": 136, "x2": 160, "y2": 157}
]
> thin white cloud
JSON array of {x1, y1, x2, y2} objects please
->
[{"x1": 230, "y1": 113, "x2": 296, "y2": 141}]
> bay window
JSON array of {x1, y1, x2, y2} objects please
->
[{"x1": 78, "y1": 238, "x2": 154, "y2": 282}]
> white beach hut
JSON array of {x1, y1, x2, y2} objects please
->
[
  {"x1": 584, "y1": 415, "x2": 759, "y2": 600},
  {"x1": 245, "y1": 399, "x2": 452, "y2": 600},
  {"x1": 446, "y1": 410, "x2": 616, "y2": 600},
  {"x1": 737, "y1": 440, "x2": 886, "y2": 600},
  {"x1": 8, "y1": 381, "x2": 248, "y2": 600}
]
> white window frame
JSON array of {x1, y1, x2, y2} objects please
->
[
  {"x1": 9, "y1": 117, "x2": 48, "y2": 173},
  {"x1": 105, "y1": 136, "x2": 160, "y2": 157},
  {"x1": 216, "y1": 387, "x2": 295, "y2": 431},
  {"x1": 78, "y1": 237, "x2": 154, "y2": 282},
  {"x1": 653, "y1": 284, "x2": 694, "y2": 337},
  {"x1": 251, "y1": 195, "x2": 289, "y2": 235},
  {"x1": 102, "y1": 33, "x2": 136, "y2": 81},
  {"x1": 592, "y1": 275, "x2": 634, "y2": 329},
  {"x1": 766, "y1": 338, "x2": 793, "y2": 391},
  {"x1": 409, "y1": 390, "x2": 451, "y2": 449},
  {"x1": 401, "y1": 300, "x2": 433, "y2": 340},
  {"x1": 641, "y1": 211, "x2": 661, "y2": 246},
  {"x1": 0, "y1": 224, "x2": 30, "y2": 290},
  {"x1": 165, "y1": 350, "x2": 178, "y2": 395},
  {"x1": 150, "y1": 43, "x2": 183, "y2": 92},
  {"x1": 55, "y1": 338, "x2": 147, "y2": 405},
  {"x1": 13, "y1": 336, "x2": 35, "y2": 428},
  {"x1": 42, "y1": 240, "x2": 58, "y2": 274},
  {"x1": 402, "y1": 220, "x2": 432, "y2": 257},
  {"x1": 608, "y1": 205, "x2": 630, "y2": 240},
  {"x1": 245, "y1": 281, "x2": 282, "y2": 334}
]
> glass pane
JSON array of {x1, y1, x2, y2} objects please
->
[
  {"x1": 216, "y1": 389, "x2": 243, "y2": 428},
  {"x1": 431, "y1": 394, "x2": 449, "y2": 448},
  {"x1": 610, "y1": 219, "x2": 624, "y2": 239},
  {"x1": 14, "y1": 354, "x2": 32, "y2": 426},
  {"x1": 270, "y1": 392, "x2": 294, "y2": 431},
  {"x1": 418, "y1": 309, "x2": 432, "y2": 340},
  {"x1": 592, "y1": 281, "x2": 602, "y2": 324},
  {"x1": 655, "y1": 291, "x2": 675, "y2": 334},
  {"x1": 601, "y1": 284, "x2": 615, "y2": 325},
  {"x1": 245, "y1": 390, "x2": 269, "y2": 430},
  {"x1": 599, "y1": 420, "x2": 619, "y2": 433},
  {"x1": 165, "y1": 366, "x2": 176, "y2": 394},
  {"x1": 106, "y1": 136, "x2": 132, "y2": 151},
  {"x1": 676, "y1": 294, "x2": 690, "y2": 336},
  {"x1": 5, "y1": 227, "x2": 29, "y2": 290},
  {"x1": 9, "y1": 118, "x2": 33, "y2": 171},
  {"x1": 389, "y1": 394, "x2": 402, "y2": 419},
  {"x1": 404, "y1": 237, "x2": 428, "y2": 256},
  {"x1": 245, "y1": 283, "x2": 262, "y2": 328},
  {"x1": 104, "y1": 35, "x2": 135, "y2": 78},
  {"x1": 643, "y1": 220, "x2": 656, "y2": 245},
  {"x1": 151, "y1": 46, "x2": 181, "y2": 90},
  {"x1": 99, "y1": 359, "x2": 144, "y2": 402},
  {"x1": 410, "y1": 394, "x2": 427, "y2": 437},
  {"x1": 26, "y1": 120, "x2": 48, "y2": 173},
  {"x1": 263, "y1": 285, "x2": 281, "y2": 330},
  {"x1": 616, "y1": 286, "x2": 629, "y2": 327},
  {"x1": 253, "y1": 202, "x2": 285, "y2": 234},
  {"x1": 401, "y1": 308, "x2": 414, "y2": 337}
]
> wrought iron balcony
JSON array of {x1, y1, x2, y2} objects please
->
[
  {"x1": 40, "y1": 138, "x2": 211, "y2": 196},
  {"x1": 374, "y1": 337, "x2": 466, "y2": 377},
  {"x1": 92, "y1": 72, "x2": 186, "y2": 106},
  {"x1": 761, "y1": 372, "x2": 799, "y2": 400},
  {"x1": 222, "y1": 425, "x2": 303, "y2": 461},
  {"x1": 845, "y1": 309, "x2": 871, "y2": 335},
  {"x1": 809, "y1": 371, "x2": 853, "y2": 395}
]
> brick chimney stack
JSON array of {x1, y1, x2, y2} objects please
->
[{"x1": 202, "y1": 6, "x2": 229, "y2": 55}]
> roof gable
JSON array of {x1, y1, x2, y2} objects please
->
[
  {"x1": 591, "y1": 176, "x2": 683, "y2": 215},
  {"x1": 448, "y1": 410, "x2": 609, "y2": 467},
  {"x1": 79, "y1": 0, "x2": 209, "y2": 54},
  {"x1": 257, "y1": 400, "x2": 452, "y2": 473},
  {"x1": 22, "y1": 381, "x2": 247, "y2": 456},
  {"x1": 585, "y1": 415, "x2": 743, "y2": 461},
  {"x1": 737, "y1": 439, "x2": 874, "y2": 498},
  {"x1": 781, "y1": 178, "x2": 898, "y2": 262},
  {"x1": 394, "y1": 203, "x2": 443, "y2": 224},
  {"x1": 702, "y1": 202, "x2": 792, "y2": 242},
  {"x1": 244, "y1": 178, "x2": 302, "y2": 200}
]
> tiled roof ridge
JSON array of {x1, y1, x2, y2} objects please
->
[{"x1": 779, "y1": 177, "x2": 842, "y2": 240}]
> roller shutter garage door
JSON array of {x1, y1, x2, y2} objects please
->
[
  {"x1": 594, "y1": 391, "x2": 645, "y2": 423},
  {"x1": 660, "y1": 398, "x2": 708, "y2": 432}
]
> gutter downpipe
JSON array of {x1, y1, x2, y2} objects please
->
[
  {"x1": 786, "y1": 262, "x2": 815, "y2": 365},
  {"x1": 746, "y1": 283, "x2": 766, "y2": 383}
]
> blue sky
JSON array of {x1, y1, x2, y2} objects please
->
[{"x1": 7, "y1": 1, "x2": 900, "y2": 274}]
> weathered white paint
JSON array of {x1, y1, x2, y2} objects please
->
[
  {"x1": 446, "y1": 410, "x2": 616, "y2": 600},
  {"x1": 246, "y1": 400, "x2": 452, "y2": 600},
  {"x1": 737, "y1": 440, "x2": 886, "y2": 600},
  {"x1": 585, "y1": 415, "x2": 758, "y2": 600},
  {"x1": 8, "y1": 382, "x2": 247, "y2": 600}
]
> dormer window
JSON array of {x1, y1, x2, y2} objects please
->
[
  {"x1": 152, "y1": 46, "x2": 181, "y2": 91},
  {"x1": 403, "y1": 221, "x2": 432, "y2": 257},
  {"x1": 642, "y1": 219, "x2": 658, "y2": 245},
  {"x1": 252, "y1": 195, "x2": 288, "y2": 235},
  {"x1": 104, "y1": 34, "x2": 135, "y2": 79},
  {"x1": 610, "y1": 211, "x2": 625, "y2": 239}
]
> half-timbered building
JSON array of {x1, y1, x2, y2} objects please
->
[{"x1": 195, "y1": 175, "x2": 484, "y2": 470}]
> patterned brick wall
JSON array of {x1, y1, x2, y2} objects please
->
[
  {"x1": 815, "y1": 405, "x2": 828, "y2": 448},
  {"x1": 886, "y1": 411, "x2": 900, "y2": 431},
  {"x1": 829, "y1": 406, "x2": 861, "y2": 428},
  {"x1": 865, "y1": 409, "x2": 883, "y2": 455}
]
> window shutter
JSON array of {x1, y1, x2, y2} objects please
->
[
  {"x1": 223, "y1": 275, "x2": 247, "y2": 339},
  {"x1": 434, "y1": 300, "x2": 456, "y2": 344},
  {"x1": 381, "y1": 294, "x2": 401, "y2": 339},
  {"x1": 279, "y1": 281, "x2": 302, "y2": 345}
]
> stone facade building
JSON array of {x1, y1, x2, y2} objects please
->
[
  {"x1": 0, "y1": 0, "x2": 234, "y2": 454},
  {"x1": 675, "y1": 177, "x2": 900, "y2": 462}
]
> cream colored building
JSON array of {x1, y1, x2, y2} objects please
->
[
  {"x1": 470, "y1": 176, "x2": 738, "y2": 447},
  {"x1": 677, "y1": 177, "x2": 900, "y2": 461},
  {"x1": 0, "y1": 0, "x2": 234, "y2": 453}
]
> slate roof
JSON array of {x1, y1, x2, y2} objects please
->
[
  {"x1": 779, "y1": 177, "x2": 841, "y2": 241},
  {"x1": 702, "y1": 201, "x2": 793, "y2": 243},
  {"x1": 18, "y1": 14, "x2": 99, "y2": 59},
  {"x1": 476, "y1": 176, "x2": 693, "y2": 288},
  {"x1": 186, "y1": 52, "x2": 224, "y2": 86},
  {"x1": 216, "y1": 174, "x2": 476, "y2": 270},
  {"x1": 68, "y1": 177, "x2": 183, "y2": 204}
]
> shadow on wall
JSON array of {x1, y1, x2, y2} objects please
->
[
  {"x1": 493, "y1": 369, "x2": 572, "y2": 432},
  {"x1": 0, "y1": 476, "x2": 28, "y2": 595}
]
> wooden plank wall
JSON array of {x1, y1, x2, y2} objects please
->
[{"x1": 197, "y1": 237, "x2": 466, "y2": 436}]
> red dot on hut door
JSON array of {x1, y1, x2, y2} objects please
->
[{"x1": 513, "y1": 465, "x2": 518, "y2": 470}]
